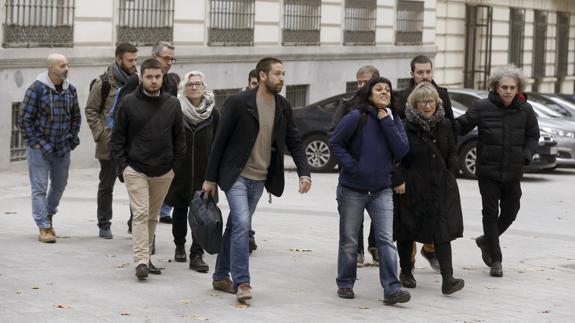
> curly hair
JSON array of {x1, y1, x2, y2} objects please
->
[{"x1": 487, "y1": 64, "x2": 526, "y2": 92}]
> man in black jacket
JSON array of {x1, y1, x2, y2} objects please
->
[
  {"x1": 393, "y1": 55, "x2": 453, "y2": 276},
  {"x1": 111, "y1": 58, "x2": 185, "y2": 281},
  {"x1": 457, "y1": 64, "x2": 539, "y2": 277},
  {"x1": 202, "y1": 57, "x2": 311, "y2": 302}
]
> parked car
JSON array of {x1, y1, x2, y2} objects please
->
[
  {"x1": 448, "y1": 88, "x2": 575, "y2": 167},
  {"x1": 525, "y1": 92, "x2": 575, "y2": 119}
]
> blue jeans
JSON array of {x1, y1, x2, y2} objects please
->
[
  {"x1": 213, "y1": 176, "x2": 265, "y2": 288},
  {"x1": 26, "y1": 147, "x2": 71, "y2": 229},
  {"x1": 160, "y1": 204, "x2": 172, "y2": 218},
  {"x1": 336, "y1": 185, "x2": 401, "y2": 298}
]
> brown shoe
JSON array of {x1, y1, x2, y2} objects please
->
[
  {"x1": 236, "y1": 284, "x2": 252, "y2": 302},
  {"x1": 212, "y1": 277, "x2": 235, "y2": 294},
  {"x1": 38, "y1": 228, "x2": 56, "y2": 243}
]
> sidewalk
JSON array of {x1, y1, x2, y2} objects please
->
[{"x1": 0, "y1": 166, "x2": 574, "y2": 322}]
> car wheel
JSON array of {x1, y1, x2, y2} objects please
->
[
  {"x1": 458, "y1": 141, "x2": 478, "y2": 179},
  {"x1": 303, "y1": 134, "x2": 336, "y2": 173}
]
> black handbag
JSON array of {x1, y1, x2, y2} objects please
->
[{"x1": 189, "y1": 191, "x2": 223, "y2": 254}]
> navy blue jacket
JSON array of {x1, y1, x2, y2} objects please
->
[{"x1": 329, "y1": 106, "x2": 409, "y2": 192}]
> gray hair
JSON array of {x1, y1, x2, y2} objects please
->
[
  {"x1": 178, "y1": 71, "x2": 207, "y2": 95},
  {"x1": 406, "y1": 82, "x2": 442, "y2": 107},
  {"x1": 487, "y1": 64, "x2": 526, "y2": 92},
  {"x1": 152, "y1": 41, "x2": 175, "y2": 56},
  {"x1": 356, "y1": 65, "x2": 380, "y2": 79}
]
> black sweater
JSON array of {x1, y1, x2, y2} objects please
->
[{"x1": 111, "y1": 86, "x2": 185, "y2": 177}]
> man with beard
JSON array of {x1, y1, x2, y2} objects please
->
[
  {"x1": 20, "y1": 53, "x2": 81, "y2": 243},
  {"x1": 111, "y1": 58, "x2": 185, "y2": 280},
  {"x1": 86, "y1": 42, "x2": 138, "y2": 239},
  {"x1": 392, "y1": 55, "x2": 455, "y2": 286},
  {"x1": 203, "y1": 57, "x2": 311, "y2": 302}
]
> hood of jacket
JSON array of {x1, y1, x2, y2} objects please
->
[{"x1": 36, "y1": 71, "x2": 70, "y2": 91}]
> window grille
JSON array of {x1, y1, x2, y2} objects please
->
[
  {"x1": 11, "y1": 102, "x2": 26, "y2": 162},
  {"x1": 532, "y1": 10, "x2": 547, "y2": 80},
  {"x1": 214, "y1": 88, "x2": 242, "y2": 110},
  {"x1": 395, "y1": 0, "x2": 424, "y2": 45},
  {"x1": 286, "y1": 84, "x2": 309, "y2": 108},
  {"x1": 556, "y1": 12, "x2": 570, "y2": 79},
  {"x1": 343, "y1": 0, "x2": 376, "y2": 46},
  {"x1": 117, "y1": 0, "x2": 174, "y2": 46},
  {"x1": 508, "y1": 8, "x2": 525, "y2": 67},
  {"x1": 282, "y1": 0, "x2": 321, "y2": 46},
  {"x1": 346, "y1": 81, "x2": 358, "y2": 94},
  {"x1": 396, "y1": 78, "x2": 412, "y2": 90},
  {"x1": 2, "y1": 0, "x2": 75, "y2": 48},
  {"x1": 208, "y1": 0, "x2": 255, "y2": 46}
]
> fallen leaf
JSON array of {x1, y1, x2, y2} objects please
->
[
  {"x1": 32, "y1": 286, "x2": 40, "y2": 290},
  {"x1": 235, "y1": 303, "x2": 250, "y2": 308},
  {"x1": 55, "y1": 304, "x2": 71, "y2": 309},
  {"x1": 462, "y1": 267, "x2": 475, "y2": 270},
  {"x1": 539, "y1": 310, "x2": 550, "y2": 313},
  {"x1": 180, "y1": 299, "x2": 193, "y2": 304},
  {"x1": 289, "y1": 248, "x2": 312, "y2": 252},
  {"x1": 16, "y1": 290, "x2": 23, "y2": 294},
  {"x1": 114, "y1": 263, "x2": 130, "y2": 269},
  {"x1": 120, "y1": 312, "x2": 129, "y2": 316},
  {"x1": 4, "y1": 211, "x2": 17, "y2": 214},
  {"x1": 181, "y1": 313, "x2": 208, "y2": 320},
  {"x1": 359, "y1": 306, "x2": 369, "y2": 309}
]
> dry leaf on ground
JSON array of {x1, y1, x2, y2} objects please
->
[
  {"x1": 289, "y1": 248, "x2": 312, "y2": 252},
  {"x1": 180, "y1": 299, "x2": 193, "y2": 304},
  {"x1": 114, "y1": 263, "x2": 130, "y2": 269},
  {"x1": 55, "y1": 304, "x2": 71, "y2": 309}
]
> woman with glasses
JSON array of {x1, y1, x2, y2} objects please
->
[
  {"x1": 392, "y1": 82, "x2": 464, "y2": 295},
  {"x1": 164, "y1": 71, "x2": 219, "y2": 273}
]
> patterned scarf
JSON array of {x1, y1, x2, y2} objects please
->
[
  {"x1": 405, "y1": 102, "x2": 445, "y2": 132},
  {"x1": 178, "y1": 91, "x2": 216, "y2": 125}
]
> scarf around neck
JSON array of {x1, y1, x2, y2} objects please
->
[
  {"x1": 178, "y1": 91, "x2": 216, "y2": 125},
  {"x1": 405, "y1": 102, "x2": 445, "y2": 132},
  {"x1": 112, "y1": 62, "x2": 131, "y2": 86}
]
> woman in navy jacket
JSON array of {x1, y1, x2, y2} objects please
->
[{"x1": 329, "y1": 77, "x2": 410, "y2": 305}]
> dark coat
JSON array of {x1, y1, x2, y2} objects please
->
[
  {"x1": 204, "y1": 88, "x2": 310, "y2": 197},
  {"x1": 456, "y1": 91, "x2": 540, "y2": 181},
  {"x1": 392, "y1": 118, "x2": 464, "y2": 243},
  {"x1": 165, "y1": 109, "x2": 219, "y2": 208}
]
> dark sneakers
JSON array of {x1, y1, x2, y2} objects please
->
[
  {"x1": 490, "y1": 261, "x2": 503, "y2": 277},
  {"x1": 337, "y1": 288, "x2": 355, "y2": 299},
  {"x1": 159, "y1": 216, "x2": 173, "y2": 224},
  {"x1": 399, "y1": 271, "x2": 417, "y2": 288},
  {"x1": 212, "y1": 277, "x2": 236, "y2": 294},
  {"x1": 442, "y1": 276, "x2": 465, "y2": 295},
  {"x1": 249, "y1": 237, "x2": 257, "y2": 253},
  {"x1": 135, "y1": 264, "x2": 149, "y2": 280},
  {"x1": 148, "y1": 262, "x2": 162, "y2": 275},
  {"x1": 367, "y1": 246, "x2": 379, "y2": 265},
  {"x1": 99, "y1": 225, "x2": 113, "y2": 239},
  {"x1": 189, "y1": 255, "x2": 209, "y2": 273},
  {"x1": 174, "y1": 245, "x2": 187, "y2": 262},
  {"x1": 420, "y1": 247, "x2": 440, "y2": 272},
  {"x1": 476, "y1": 236, "x2": 492, "y2": 267},
  {"x1": 383, "y1": 290, "x2": 411, "y2": 305}
]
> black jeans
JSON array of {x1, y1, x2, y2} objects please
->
[
  {"x1": 97, "y1": 159, "x2": 117, "y2": 228},
  {"x1": 172, "y1": 207, "x2": 203, "y2": 257},
  {"x1": 478, "y1": 178, "x2": 521, "y2": 263},
  {"x1": 398, "y1": 240, "x2": 453, "y2": 277},
  {"x1": 357, "y1": 222, "x2": 376, "y2": 254}
]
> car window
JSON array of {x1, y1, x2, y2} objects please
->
[
  {"x1": 528, "y1": 94, "x2": 570, "y2": 117},
  {"x1": 528, "y1": 101, "x2": 564, "y2": 118},
  {"x1": 321, "y1": 99, "x2": 339, "y2": 113}
]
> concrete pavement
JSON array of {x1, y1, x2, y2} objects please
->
[{"x1": 0, "y1": 165, "x2": 574, "y2": 322}]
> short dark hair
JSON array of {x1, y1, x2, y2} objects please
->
[
  {"x1": 140, "y1": 58, "x2": 163, "y2": 75},
  {"x1": 115, "y1": 42, "x2": 138, "y2": 58},
  {"x1": 358, "y1": 77, "x2": 395, "y2": 110},
  {"x1": 410, "y1": 55, "x2": 433, "y2": 72},
  {"x1": 255, "y1": 57, "x2": 283, "y2": 81},
  {"x1": 248, "y1": 69, "x2": 258, "y2": 80}
]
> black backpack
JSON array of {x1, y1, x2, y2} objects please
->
[
  {"x1": 89, "y1": 73, "x2": 111, "y2": 110},
  {"x1": 330, "y1": 94, "x2": 368, "y2": 145}
]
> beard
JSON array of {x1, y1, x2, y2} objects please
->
[{"x1": 264, "y1": 79, "x2": 283, "y2": 94}]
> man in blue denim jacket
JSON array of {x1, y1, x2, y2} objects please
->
[{"x1": 19, "y1": 53, "x2": 81, "y2": 243}]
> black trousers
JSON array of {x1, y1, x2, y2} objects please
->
[
  {"x1": 172, "y1": 207, "x2": 203, "y2": 257},
  {"x1": 97, "y1": 159, "x2": 117, "y2": 228},
  {"x1": 398, "y1": 239, "x2": 453, "y2": 277},
  {"x1": 478, "y1": 178, "x2": 522, "y2": 263},
  {"x1": 358, "y1": 222, "x2": 376, "y2": 254}
]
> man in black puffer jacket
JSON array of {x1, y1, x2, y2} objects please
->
[{"x1": 457, "y1": 64, "x2": 539, "y2": 278}]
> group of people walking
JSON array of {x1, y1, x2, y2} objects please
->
[{"x1": 19, "y1": 42, "x2": 539, "y2": 305}]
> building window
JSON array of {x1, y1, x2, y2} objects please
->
[
  {"x1": 532, "y1": 10, "x2": 547, "y2": 86},
  {"x1": 214, "y1": 88, "x2": 242, "y2": 110},
  {"x1": 117, "y1": 0, "x2": 174, "y2": 46},
  {"x1": 396, "y1": 78, "x2": 412, "y2": 89},
  {"x1": 343, "y1": 0, "x2": 376, "y2": 46},
  {"x1": 208, "y1": 0, "x2": 255, "y2": 46},
  {"x1": 11, "y1": 103, "x2": 26, "y2": 162},
  {"x1": 555, "y1": 12, "x2": 570, "y2": 92},
  {"x1": 346, "y1": 81, "x2": 358, "y2": 94},
  {"x1": 508, "y1": 8, "x2": 525, "y2": 67},
  {"x1": 395, "y1": 0, "x2": 424, "y2": 45},
  {"x1": 286, "y1": 85, "x2": 309, "y2": 108},
  {"x1": 2, "y1": 0, "x2": 75, "y2": 48},
  {"x1": 282, "y1": 0, "x2": 321, "y2": 46}
]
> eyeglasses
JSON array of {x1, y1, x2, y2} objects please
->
[
  {"x1": 416, "y1": 100, "x2": 436, "y2": 106},
  {"x1": 186, "y1": 82, "x2": 204, "y2": 88},
  {"x1": 158, "y1": 55, "x2": 176, "y2": 64}
]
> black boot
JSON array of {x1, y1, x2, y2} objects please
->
[
  {"x1": 441, "y1": 275, "x2": 464, "y2": 295},
  {"x1": 490, "y1": 261, "x2": 503, "y2": 277},
  {"x1": 174, "y1": 245, "x2": 187, "y2": 262},
  {"x1": 148, "y1": 261, "x2": 162, "y2": 275},
  {"x1": 476, "y1": 235, "x2": 492, "y2": 267},
  {"x1": 189, "y1": 254, "x2": 209, "y2": 273},
  {"x1": 399, "y1": 270, "x2": 416, "y2": 288}
]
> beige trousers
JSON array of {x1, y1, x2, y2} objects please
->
[{"x1": 124, "y1": 166, "x2": 174, "y2": 267}]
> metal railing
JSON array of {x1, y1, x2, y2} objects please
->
[
  {"x1": 395, "y1": 0, "x2": 424, "y2": 45},
  {"x1": 396, "y1": 78, "x2": 412, "y2": 90},
  {"x1": 3, "y1": 0, "x2": 75, "y2": 48},
  {"x1": 214, "y1": 88, "x2": 242, "y2": 110},
  {"x1": 532, "y1": 10, "x2": 547, "y2": 81},
  {"x1": 346, "y1": 81, "x2": 358, "y2": 94},
  {"x1": 555, "y1": 12, "x2": 570, "y2": 92},
  {"x1": 508, "y1": 8, "x2": 525, "y2": 67},
  {"x1": 11, "y1": 103, "x2": 26, "y2": 162},
  {"x1": 286, "y1": 84, "x2": 309, "y2": 108},
  {"x1": 117, "y1": 0, "x2": 174, "y2": 46},
  {"x1": 343, "y1": 0, "x2": 376, "y2": 46},
  {"x1": 282, "y1": 0, "x2": 321, "y2": 46},
  {"x1": 208, "y1": 0, "x2": 255, "y2": 46}
]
